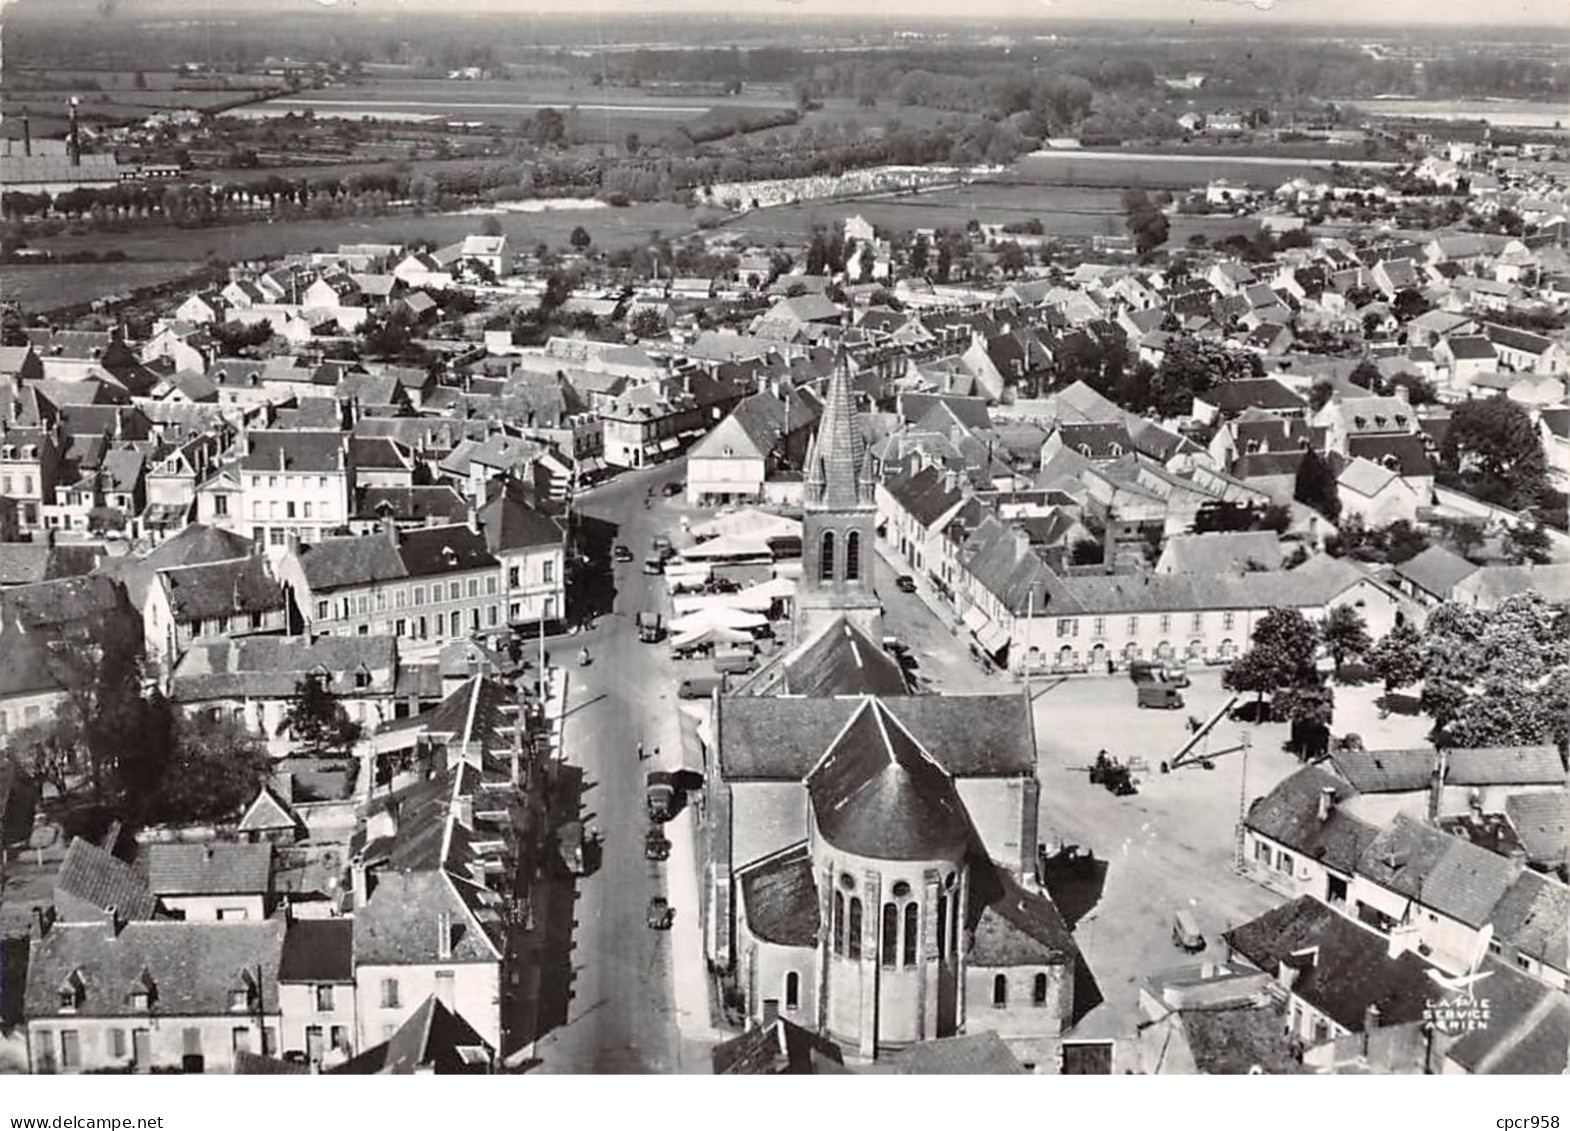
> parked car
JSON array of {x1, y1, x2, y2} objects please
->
[
  {"x1": 645, "y1": 827, "x2": 671, "y2": 861},
  {"x1": 714, "y1": 647, "x2": 757, "y2": 675},
  {"x1": 647, "y1": 896, "x2": 674, "y2": 930},
  {"x1": 613, "y1": 544, "x2": 633, "y2": 562},
  {"x1": 1172, "y1": 908, "x2": 1205, "y2": 953},
  {"x1": 1138, "y1": 684, "x2": 1185, "y2": 710},
  {"x1": 662, "y1": 481, "x2": 683, "y2": 497},
  {"x1": 895, "y1": 574, "x2": 917, "y2": 593},
  {"x1": 646, "y1": 771, "x2": 677, "y2": 822},
  {"x1": 642, "y1": 556, "x2": 665, "y2": 575},
  {"x1": 678, "y1": 675, "x2": 726, "y2": 699},
  {"x1": 1128, "y1": 660, "x2": 1190, "y2": 688}
]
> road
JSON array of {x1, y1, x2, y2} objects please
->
[{"x1": 529, "y1": 457, "x2": 711, "y2": 1074}]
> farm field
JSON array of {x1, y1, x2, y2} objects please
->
[
  {"x1": 2, "y1": 260, "x2": 206, "y2": 313},
  {"x1": 1013, "y1": 149, "x2": 1394, "y2": 190},
  {"x1": 21, "y1": 200, "x2": 709, "y2": 267}
]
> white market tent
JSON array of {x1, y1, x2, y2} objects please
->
[
  {"x1": 670, "y1": 576, "x2": 797, "y2": 618},
  {"x1": 668, "y1": 607, "x2": 769, "y2": 635}
]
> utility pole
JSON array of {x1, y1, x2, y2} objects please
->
[{"x1": 1234, "y1": 730, "x2": 1252, "y2": 873}]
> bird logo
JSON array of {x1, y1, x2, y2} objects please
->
[{"x1": 1427, "y1": 923, "x2": 1495, "y2": 1000}]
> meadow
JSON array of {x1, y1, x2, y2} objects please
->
[
  {"x1": 21, "y1": 200, "x2": 711, "y2": 269},
  {"x1": 2, "y1": 260, "x2": 205, "y2": 313},
  {"x1": 1011, "y1": 149, "x2": 1391, "y2": 190}
]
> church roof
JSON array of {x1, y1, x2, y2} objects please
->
[
  {"x1": 804, "y1": 354, "x2": 870, "y2": 511},
  {"x1": 967, "y1": 862, "x2": 1078, "y2": 967},
  {"x1": 717, "y1": 693, "x2": 1036, "y2": 781},
  {"x1": 806, "y1": 699, "x2": 971, "y2": 860},
  {"x1": 781, "y1": 616, "x2": 909, "y2": 698},
  {"x1": 738, "y1": 844, "x2": 820, "y2": 949}
]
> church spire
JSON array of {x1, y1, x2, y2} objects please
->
[{"x1": 804, "y1": 349, "x2": 869, "y2": 511}]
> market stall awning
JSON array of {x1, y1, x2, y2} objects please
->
[
  {"x1": 658, "y1": 437, "x2": 681, "y2": 453},
  {"x1": 678, "y1": 533, "x2": 775, "y2": 561},
  {"x1": 976, "y1": 621, "x2": 1012, "y2": 657},
  {"x1": 962, "y1": 606, "x2": 992, "y2": 637},
  {"x1": 668, "y1": 606, "x2": 770, "y2": 635}
]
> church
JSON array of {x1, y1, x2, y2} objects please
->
[{"x1": 703, "y1": 357, "x2": 1079, "y2": 1060}]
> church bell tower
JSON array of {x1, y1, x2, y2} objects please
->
[{"x1": 796, "y1": 351, "x2": 882, "y2": 640}]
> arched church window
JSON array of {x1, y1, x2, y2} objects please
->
[
  {"x1": 903, "y1": 902, "x2": 918, "y2": 966},
  {"x1": 881, "y1": 903, "x2": 898, "y2": 967},
  {"x1": 936, "y1": 895, "x2": 948, "y2": 960},
  {"x1": 845, "y1": 531, "x2": 860, "y2": 581},
  {"x1": 832, "y1": 892, "x2": 845, "y2": 956},
  {"x1": 785, "y1": 972, "x2": 800, "y2": 1011},
  {"x1": 1033, "y1": 972, "x2": 1049, "y2": 1005},
  {"x1": 847, "y1": 898, "x2": 863, "y2": 960},
  {"x1": 820, "y1": 531, "x2": 835, "y2": 582},
  {"x1": 993, "y1": 974, "x2": 1008, "y2": 1007}
]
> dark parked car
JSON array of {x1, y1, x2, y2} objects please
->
[
  {"x1": 895, "y1": 574, "x2": 917, "y2": 593},
  {"x1": 612, "y1": 544, "x2": 633, "y2": 563},
  {"x1": 678, "y1": 675, "x2": 725, "y2": 699},
  {"x1": 662, "y1": 481, "x2": 684, "y2": 497}
]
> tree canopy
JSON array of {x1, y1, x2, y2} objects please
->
[{"x1": 1439, "y1": 395, "x2": 1551, "y2": 511}]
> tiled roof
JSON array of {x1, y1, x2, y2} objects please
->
[
  {"x1": 146, "y1": 842, "x2": 273, "y2": 897},
  {"x1": 477, "y1": 493, "x2": 562, "y2": 553},
  {"x1": 1244, "y1": 766, "x2": 1380, "y2": 875},
  {"x1": 171, "y1": 633, "x2": 395, "y2": 702},
  {"x1": 1491, "y1": 870, "x2": 1569, "y2": 973},
  {"x1": 1058, "y1": 553, "x2": 1371, "y2": 615},
  {"x1": 1204, "y1": 378, "x2": 1305, "y2": 415},
  {"x1": 1504, "y1": 793, "x2": 1570, "y2": 869},
  {"x1": 711, "y1": 1018, "x2": 847, "y2": 1075},
  {"x1": 1394, "y1": 545, "x2": 1478, "y2": 599},
  {"x1": 1446, "y1": 746, "x2": 1565, "y2": 787},
  {"x1": 0, "y1": 617, "x2": 62, "y2": 698},
  {"x1": 1359, "y1": 815, "x2": 1517, "y2": 928},
  {"x1": 353, "y1": 870, "x2": 501, "y2": 966},
  {"x1": 24, "y1": 919, "x2": 285, "y2": 1019},
  {"x1": 159, "y1": 554, "x2": 282, "y2": 622},
  {"x1": 717, "y1": 693, "x2": 1036, "y2": 781},
  {"x1": 898, "y1": 1031, "x2": 1025, "y2": 1075},
  {"x1": 1337, "y1": 457, "x2": 1400, "y2": 498},
  {"x1": 1346, "y1": 434, "x2": 1433, "y2": 478},
  {"x1": 738, "y1": 844, "x2": 820, "y2": 949},
  {"x1": 1174, "y1": 1004, "x2": 1303, "y2": 1075},
  {"x1": 396, "y1": 523, "x2": 497, "y2": 578},
  {"x1": 339, "y1": 995, "x2": 493, "y2": 1075},
  {"x1": 1443, "y1": 959, "x2": 1570, "y2": 1074},
  {"x1": 967, "y1": 863, "x2": 1077, "y2": 967},
  {"x1": 296, "y1": 530, "x2": 406, "y2": 592},
  {"x1": 238, "y1": 430, "x2": 345, "y2": 473},
  {"x1": 1159, "y1": 531, "x2": 1283, "y2": 575},
  {"x1": 278, "y1": 918, "x2": 355, "y2": 983},
  {"x1": 806, "y1": 699, "x2": 971, "y2": 860},
  {"x1": 53, "y1": 838, "x2": 159, "y2": 924},
  {"x1": 1445, "y1": 335, "x2": 1497, "y2": 361},
  {"x1": 1223, "y1": 896, "x2": 1433, "y2": 1032},
  {"x1": 1329, "y1": 747, "x2": 1433, "y2": 794},
  {"x1": 0, "y1": 574, "x2": 128, "y2": 632}
]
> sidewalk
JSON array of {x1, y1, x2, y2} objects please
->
[
  {"x1": 659, "y1": 704, "x2": 724, "y2": 1043},
  {"x1": 875, "y1": 538, "x2": 960, "y2": 633},
  {"x1": 502, "y1": 663, "x2": 568, "y2": 1069}
]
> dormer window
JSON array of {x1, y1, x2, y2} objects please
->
[
  {"x1": 58, "y1": 971, "x2": 84, "y2": 1013},
  {"x1": 354, "y1": 665, "x2": 371, "y2": 689},
  {"x1": 1373, "y1": 416, "x2": 1387, "y2": 429},
  {"x1": 230, "y1": 969, "x2": 257, "y2": 1012},
  {"x1": 1353, "y1": 416, "x2": 1367, "y2": 429},
  {"x1": 129, "y1": 967, "x2": 156, "y2": 1012},
  {"x1": 1395, "y1": 415, "x2": 1407, "y2": 428}
]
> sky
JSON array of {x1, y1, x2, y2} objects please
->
[{"x1": 12, "y1": 0, "x2": 1570, "y2": 26}]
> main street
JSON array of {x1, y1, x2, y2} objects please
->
[{"x1": 529, "y1": 457, "x2": 712, "y2": 1074}]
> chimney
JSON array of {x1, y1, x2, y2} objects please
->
[
  {"x1": 1362, "y1": 1003, "x2": 1381, "y2": 1058},
  {"x1": 346, "y1": 855, "x2": 368, "y2": 909},
  {"x1": 105, "y1": 904, "x2": 124, "y2": 939},
  {"x1": 761, "y1": 998, "x2": 780, "y2": 1028},
  {"x1": 31, "y1": 905, "x2": 50, "y2": 939},
  {"x1": 381, "y1": 513, "x2": 397, "y2": 538},
  {"x1": 1428, "y1": 753, "x2": 1445, "y2": 821},
  {"x1": 21, "y1": 106, "x2": 31, "y2": 158},
  {"x1": 1317, "y1": 787, "x2": 1336, "y2": 823},
  {"x1": 466, "y1": 505, "x2": 480, "y2": 535},
  {"x1": 437, "y1": 910, "x2": 454, "y2": 960}
]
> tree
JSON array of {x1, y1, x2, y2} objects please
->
[
  {"x1": 1275, "y1": 678, "x2": 1335, "y2": 761},
  {"x1": 531, "y1": 108, "x2": 567, "y2": 148},
  {"x1": 1440, "y1": 395, "x2": 1551, "y2": 510},
  {"x1": 279, "y1": 674, "x2": 363, "y2": 757},
  {"x1": 1223, "y1": 608, "x2": 1321, "y2": 719},
  {"x1": 1385, "y1": 370, "x2": 1439, "y2": 407},
  {"x1": 997, "y1": 241, "x2": 1026, "y2": 277},
  {"x1": 1294, "y1": 450, "x2": 1341, "y2": 522},
  {"x1": 150, "y1": 714, "x2": 271, "y2": 827},
  {"x1": 908, "y1": 235, "x2": 929, "y2": 275},
  {"x1": 629, "y1": 307, "x2": 665, "y2": 339},
  {"x1": 1503, "y1": 521, "x2": 1552, "y2": 565},
  {"x1": 541, "y1": 270, "x2": 573, "y2": 311},
  {"x1": 1367, "y1": 620, "x2": 1425, "y2": 695},
  {"x1": 1322, "y1": 605, "x2": 1372, "y2": 674},
  {"x1": 1123, "y1": 189, "x2": 1169, "y2": 257},
  {"x1": 1349, "y1": 359, "x2": 1385, "y2": 392},
  {"x1": 1308, "y1": 383, "x2": 1335, "y2": 413},
  {"x1": 480, "y1": 214, "x2": 504, "y2": 238},
  {"x1": 570, "y1": 225, "x2": 592, "y2": 253}
]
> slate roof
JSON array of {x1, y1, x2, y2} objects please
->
[
  {"x1": 738, "y1": 844, "x2": 820, "y2": 949},
  {"x1": 883, "y1": 466, "x2": 963, "y2": 528},
  {"x1": 295, "y1": 530, "x2": 406, "y2": 592},
  {"x1": 711, "y1": 1018, "x2": 847, "y2": 1075},
  {"x1": 1203, "y1": 378, "x2": 1305, "y2": 415},
  {"x1": 24, "y1": 919, "x2": 285, "y2": 1018},
  {"x1": 1358, "y1": 814, "x2": 1518, "y2": 928},
  {"x1": 1165, "y1": 1004, "x2": 1303, "y2": 1075},
  {"x1": 1504, "y1": 793, "x2": 1570, "y2": 869},
  {"x1": 1223, "y1": 896, "x2": 1433, "y2": 1032},
  {"x1": 278, "y1": 918, "x2": 355, "y2": 983},
  {"x1": 53, "y1": 838, "x2": 159, "y2": 924},
  {"x1": 806, "y1": 699, "x2": 971, "y2": 860},
  {"x1": 717, "y1": 693, "x2": 1036, "y2": 781},
  {"x1": 0, "y1": 617, "x2": 63, "y2": 698},
  {"x1": 358, "y1": 485, "x2": 470, "y2": 526},
  {"x1": 171, "y1": 633, "x2": 395, "y2": 702},
  {"x1": 1491, "y1": 870, "x2": 1569, "y2": 973},
  {"x1": 1329, "y1": 747, "x2": 1436, "y2": 794},
  {"x1": 780, "y1": 616, "x2": 909, "y2": 698},
  {"x1": 1244, "y1": 766, "x2": 1380, "y2": 876},
  {"x1": 1057, "y1": 553, "x2": 1371, "y2": 615},
  {"x1": 397, "y1": 523, "x2": 497, "y2": 578},
  {"x1": 0, "y1": 574, "x2": 128, "y2": 632},
  {"x1": 238, "y1": 430, "x2": 345, "y2": 473},
  {"x1": 1337, "y1": 457, "x2": 1400, "y2": 498},
  {"x1": 1346, "y1": 434, "x2": 1433, "y2": 477},
  {"x1": 477, "y1": 492, "x2": 562, "y2": 553},
  {"x1": 898, "y1": 1031, "x2": 1025, "y2": 1074},
  {"x1": 146, "y1": 842, "x2": 273, "y2": 897}
]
